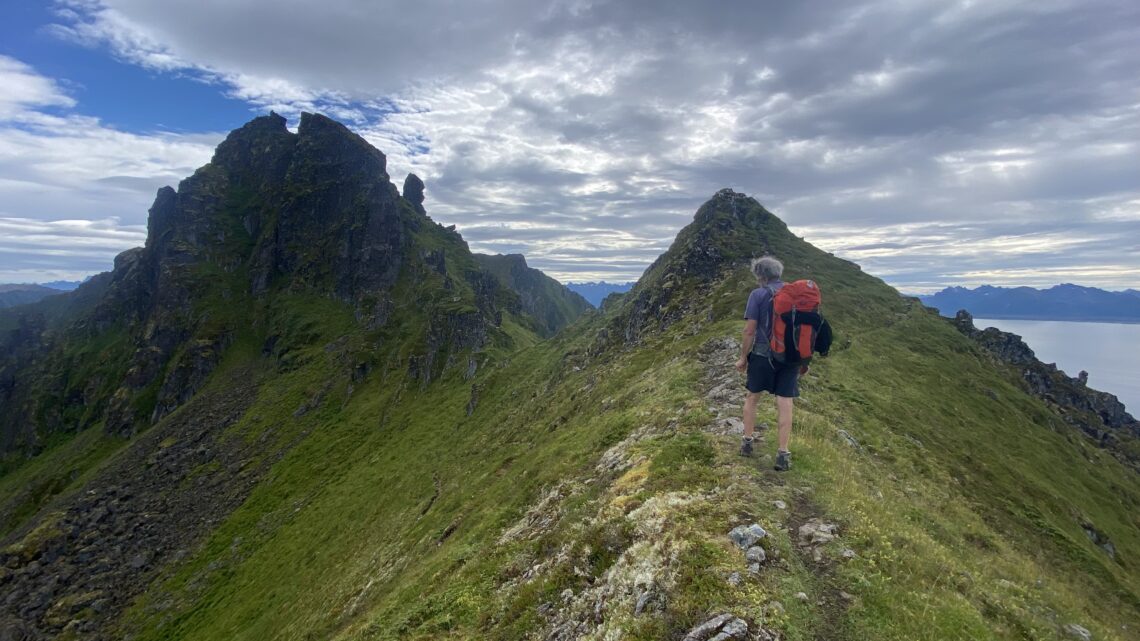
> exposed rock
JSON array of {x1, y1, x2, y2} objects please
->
[
  {"x1": 1080, "y1": 521, "x2": 1117, "y2": 560},
  {"x1": 728, "y1": 524, "x2": 768, "y2": 549},
  {"x1": 952, "y1": 310, "x2": 1140, "y2": 468},
  {"x1": 591, "y1": 191, "x2": 780, "y2": 354},
  {"x1": 466, "y1": 384, "x2": 480, "y2": 416},
  {"x1": 718, "y1": 617, "x2": 749, "y2": 639},
  {"x1": 402, "y1": 173, "x2": 426, "y2": 215},
  {"x1": 720, "y1": 417, "x2": 745, "y2": 435},
  {"x1": 683, "y1": 613, "x2": 750, "y2": 641},
  {"x1": 0, "y1": 369, "x2": 279, "y2": 640},
  {"x1": 837, "y1": 429, "x2": 860, "y2": 449},
  {"x1": 746, "y1": 546, "x2": 767, "y2": 563},
  {"x1": 594, "y1": 425, "x2": 654, "y2": 474},
  {"x1": 127, "y1": 551, "x2": 150, "y2": 570},
  {"x1": 0, "y1": 619, "x2": 34, "y2": 641},
  {"x1": 633, "y1": 585, "x2": 664, "y2": 616},
  {"x1": 1062, "y1": 623, "x2": 1092, "y2": 641},
  {"x1": 497, "y1": 482, "x2": 579, "y2": 544},
  {"x1": 798, "y1": 519, "x2": 839, "y2": 545}
]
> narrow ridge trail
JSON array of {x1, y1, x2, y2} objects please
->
[{"x1": 699, "y1": 336, "x2": 853, "y2": 641}]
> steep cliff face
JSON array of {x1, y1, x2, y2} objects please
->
[{"x1": 0, "y1": 112, "x2": 562, "y2": 457}]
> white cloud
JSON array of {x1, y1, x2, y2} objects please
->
[
  {"x1": 0, "y1": 55, "x2": 77, "y2": 118},
  {"x1": 0, "y1": 217, "x2": 147, "y2": 282},
  {"x1": 2, "y1": 0, "x2": 1135, "y2": 291},
  {"x1": 0, "y1": 57, "x2": 220, "y2": 282}
]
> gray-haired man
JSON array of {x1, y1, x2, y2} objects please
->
[{"x1": 734, "y1": 256, "x2": 804, "y2": 471}]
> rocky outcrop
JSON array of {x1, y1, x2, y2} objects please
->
[
  {"x1": 590, "y1": 189, "x2": 780, "y2": 354},
  {"x1": 0, "y1": 112, "x2": 525, "y2": 455},
  {"x1": 247, "y1": 112, "x2": 411, "y2": 300},
  {"x1": 402, "y1": 173, "x2": 426, "y2": 215},
  {"x1": 953, "y1": 310, "x2": 1140, "y2": 466}
]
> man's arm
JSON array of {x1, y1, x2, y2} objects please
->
[{"x1": 736, "y1": 319, "x2": 758, "y2": 373}]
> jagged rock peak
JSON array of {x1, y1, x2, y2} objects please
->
[
  {"x1": 144, "y1": 185, "x2": 178, "y2": 250},
  {"x1": 403, "y1": 173, "x2": 426, "y2": 214},
  {"x1": 693, "y1": 188, "x2": 773, "y2": 228},
  {"x1": 642, "y1": 187, "x2": 782, "y2": 284},
  {"x1": 294, "y1": 112, "x2": 389, "y2": 180},
  {"x1": 213, "y1": 110, "x2": 292, "y2": 152}
]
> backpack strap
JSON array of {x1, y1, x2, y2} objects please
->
[{"x1": 750, "y1": 283, "x2": 779, "y2": 357}]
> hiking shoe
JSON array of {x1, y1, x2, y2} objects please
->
[
  {"x1": 740, "y1": 438, "x2": 754, "y2": 457},
  {"x1": 774, "y1": 450, "x2": 792, "y2": 472}
]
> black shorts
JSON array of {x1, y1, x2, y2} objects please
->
[{"x1": 745, "y1": 352, "x2": 800, "y2": 398}]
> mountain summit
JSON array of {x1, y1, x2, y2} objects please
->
[
  {"x1": 0, "y1": 112, "x2": 585, "y2": 453},
  {"x1": 1, "y1": 114, "x2": 1138, "y2": 641}
]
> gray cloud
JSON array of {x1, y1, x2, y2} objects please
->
[{"x1": 12, "y1": 0, "x2": 1140, "y2": 289}]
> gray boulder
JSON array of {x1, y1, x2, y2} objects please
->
[{"x1": 728, "y1": 524, "x2": 768, "y2": 549}]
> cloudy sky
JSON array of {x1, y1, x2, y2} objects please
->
[{"x1": 1, "y1": 0, "x2": 1137, "y2": 292}]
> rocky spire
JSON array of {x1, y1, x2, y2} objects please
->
[{"x1": 403, "y1": 173, "x2": 426, "y2": 215}]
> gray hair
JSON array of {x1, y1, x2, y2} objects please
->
[{"x1": 750, "y1": 255, "x2": 783, "y2": 282}]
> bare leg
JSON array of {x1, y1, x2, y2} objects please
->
[
  {"x1": 743, "y1": 392, "x2": 761, "y2": 438},
  {"x1": 776, "y1": 395, "x2": 794, "y2": 451}
]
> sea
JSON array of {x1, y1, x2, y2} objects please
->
[{"x1": 975, "y1": 318, "x2": 1140, "y2": 416}]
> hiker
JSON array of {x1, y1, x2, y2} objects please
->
[{"x1": 734, "y1": 256, "x2": 807, "y2": 471}]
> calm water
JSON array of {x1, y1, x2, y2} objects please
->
[{"x1": 975, "y1": 318, "x2": 1139, "y2": 415}]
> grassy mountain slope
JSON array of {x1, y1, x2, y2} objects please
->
[
  {"x1": 473, "y1": 253, "x2": 591, "y2": 336},
  {"x1": 1, "y1": 140, "x2": 1138, "y2": 639},
  {"x1": 19, "y1": 192, "x2": 1133, "y2": 640},
  {"x1": 0, "y1": 113, "x2": 592, "y2": 639}
]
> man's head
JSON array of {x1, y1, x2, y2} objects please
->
[{"x1": 750, "y1": 255, "x2": 784, "y2": 284}]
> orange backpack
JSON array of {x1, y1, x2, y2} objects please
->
[{"x1": 769, "y1": 280, "x2": 823, "y2": 365}]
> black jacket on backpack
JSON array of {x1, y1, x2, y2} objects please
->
[{"x1": 814, "y1": 319, "x2": 833, "y2": 357}]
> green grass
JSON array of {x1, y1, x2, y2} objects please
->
[
  {"x1": 5, "y1": 192, "x2": 1140, "y2": 640},
  {"x1": 0, "y1": 426, "x2": 128, "y2": 537}
]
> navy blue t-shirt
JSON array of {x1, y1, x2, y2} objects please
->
[{"x1": 744, "y1": 280, "x2": 783, "y2": 355}]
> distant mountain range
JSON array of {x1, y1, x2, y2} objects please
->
[
  {"x1": 40, "y1": 280, "x2": 84, "y2": 291},
  {"x1": 920, "y1": 284, "x2": 1140, "y2": 323},
  {"x1": 0, "y1": 284, "x2": 66, "y2": 309},
  {"x1": 565, "y1": 281, "x2": 634, "y2": 307}
]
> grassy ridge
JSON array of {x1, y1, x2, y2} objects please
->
[
  {"x1": 109, "y1": 196, "x2": 1140, "y2": 639},
  {"x1": 4, "y1": 192, "x2": 1138, "y2": 640}
]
